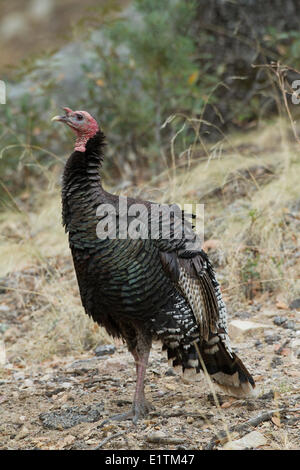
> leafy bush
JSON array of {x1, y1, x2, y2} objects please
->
[
  {"x1": 0, "y1": 0, "x2": 203, "y2": 203},
  {"x1": 2, "y1": 0, "x2": 300, "y2": 205}
]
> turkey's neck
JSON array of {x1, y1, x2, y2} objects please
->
[{"x1": 62, "y1": 130, "x2": 107, "y2": 231}]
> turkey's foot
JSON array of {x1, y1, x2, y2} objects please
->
[
  {"x1": 132, "y1": 398, "x2": 154, "y2": 425},
  {"x1": 97, "y1": 411, "x2": 133, "y2": 429},
  {"x1": 98, "y1": 399, "x2": 154, "y2": 427}
]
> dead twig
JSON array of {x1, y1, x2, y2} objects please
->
[
  {"x1": 149, "y1": 410, "x2": 208, "y2": 420},
  {"x1": 253, "y1": 62, "x2": 300, "y2": 145},
  {"x1": 146, "y1": 435, "x2": 184, "y2": 445},
  {"x1": 205, "y1": 407, "x2": 300, "y2": 450},
  {"x1": 94, "y1": 430, "x2": 126, "y2": 450}
]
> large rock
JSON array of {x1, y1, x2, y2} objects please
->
[
  {"x1": 229, "y1": 319, "x2": 269, "y2": 339},
  {"x1": 223, "y1": 430, "x2": 267, "y2": 450}
]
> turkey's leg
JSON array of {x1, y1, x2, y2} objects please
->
[
  {"x1": 131, "y1": 345, "x2": 153, "y2": 424},
  {"x1": 99, "y1": 331, "x2": 153, "y2": 425}
]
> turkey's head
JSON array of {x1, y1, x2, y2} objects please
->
[{"x1": 52, "y1": 107, "x2": 99, "y2": 152}]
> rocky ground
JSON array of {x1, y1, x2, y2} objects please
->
[{"x1": 0, "y1": 289, "x2": 299, "y2": 450}]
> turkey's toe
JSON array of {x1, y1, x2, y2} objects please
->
[
  {"x1": 98, "y1": 411, "x2": 134, "y2": 428},
  {"x1": 98, "y1": 399, "x2": 155, "y2": 427},
  {"x1": 132, "y1": 399, "x2": 154, "y2": 424}
]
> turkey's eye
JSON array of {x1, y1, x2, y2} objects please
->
[{"x1": 76, "y1": 114, "x2": 83, "y2": 121}]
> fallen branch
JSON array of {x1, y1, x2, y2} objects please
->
[
  {"x1": 149, "y1": 410, "x2": 208, "y2": 420},
  {"x1": 205, "y1": 407, "x2": 300, "y2": 450},
  {"x1": 146, "y1": 434, "x2": 184, "y2": 445},
  {"x1": 94, "y1": 430, "x2": 126, "y2": 450}
]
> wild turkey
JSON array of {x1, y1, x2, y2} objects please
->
[{"x1": 52, "y1": 107, "x2": 255, "y2": 423}]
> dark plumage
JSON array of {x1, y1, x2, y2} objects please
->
[{"x1": 53, "y1": 108, "x2": 255, "y2": 423}]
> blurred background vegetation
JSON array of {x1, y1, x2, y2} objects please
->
[
  {"x1": 1, "y1": 0, "x2": 300, "y2": 199},
  {"x1": 0, "y1": 0, "x2": 299, "y2": 359}
]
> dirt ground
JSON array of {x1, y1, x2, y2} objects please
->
[{"x1": 0, "y1": 285, "x2": 299, "y2": 450}]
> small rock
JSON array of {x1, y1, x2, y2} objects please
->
[
  {"x1": 104, "y1": 358, "x2": 127, "y2": 371},
  {"x1": 229, "y1": 320, "x2": 268, "y2": 339},
  {"x1": 261, "y1": 309, "x2": 278, "y2": 318},
  {"x1": 15, "y1": 426, "x2": 29, "y2": 440},
  {"x1": 4, "y1": 327, "x2": 20, "y2": 341},
  {"x1": 271, "y1": 356, "x2": 283, "y2": 367},
  {"x1": 283, "y1": 320, "x2": 295, "y2": 330},
  {"x1": 44, "y1": 386, "x2": 65, "y2": 397},
  {"x1": 13, "y1": 372, "x2": 25, "y2": 381},
  {"x1": 290, "y1": 339, "x2": 300, "y2": 359},
  {"x1": 236, "y1": 311, "x2": 251, "y2": 319},
  {"x1": 276, "y1": 301, "x2": 289, "y2": 310},
  {"x1": 68, "y1": 358, "x2": 100, "y2": 372},
  {"x1": 22, "y1": 379, "x2": 34, "y2": 388},
  {"x1": 146, "y1": 431, "x2": 166, "y2": 442},
  {"x1": 0, "y1": 323, "x2": 9, "y2": 333},
  {"x1": 0, "y1": 304, "x2": 9, "y2": 312},
  {"x1": 116, "y1": 399, "x2": 131, "y2": 407},
  {"x1": 85, "y1": 438, "x2": 98, "y2": 445},
  {"x1": 40, "y1": 374, "x2": 51, "y2": 382},
  {"x1": 290, "y1": 338, "x2": 300, "y2": 349},
  {"x1": 264, "y1": 330, "x2": 281, "y2": 344},
  {"x1": 61, "y1": 382, "x2": 72, "y2": 389},
  {"x1": 273, "y1": 316, "x2": 287, "y2": 326},
  {"x1": 223, "y1": 431, "x2": 267, "y2": 450},
  {"x1": 289, "y1": 298, "x2": 300, "y2": 310},
  {"x1": 259, "y1": 390, "x2": 275, "y2": 400},
  {"x1": 94, "y1": 344, "x2": 116, "y2": 357},
  {"x1": 165, "y1": 368, "x2": 176, "y2": 376}
]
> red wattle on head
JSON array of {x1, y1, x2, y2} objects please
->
[{"x1": 52, "y1": 108, "x2": 100, "y2": 152}]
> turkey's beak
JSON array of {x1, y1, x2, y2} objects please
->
[
  {"x1": 51, "y1": 107, "x2": 73, "y2": 123},
  {"x1": 51, "y1": 115, "x2": 67, "y2": 123}
]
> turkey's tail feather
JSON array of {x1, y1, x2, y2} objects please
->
[
  {"x1": 165, "y1": 335, "x2": 256, "y2": 398},
  {"x1": 199, "y1": 339, "x2": 256, "y2": 398}
]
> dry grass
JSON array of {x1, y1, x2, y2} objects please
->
[
  {"x1": 0, "y1": 118, "x2": 299, "y2": 365},
  {"x1": 141, "y1": 118, "x2": 300, "y2": 305},
  {"x1": 0, "y1": 191, "x2": 110, "y2": 365}
]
